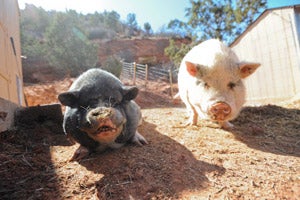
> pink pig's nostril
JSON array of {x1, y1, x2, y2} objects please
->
[{"x1": 209, "y1": 102, "x2": 231, "y2": 120}]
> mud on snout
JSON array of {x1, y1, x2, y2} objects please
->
[{"x1": 80, "y1": 107, "x2": 126, "y2": 144}]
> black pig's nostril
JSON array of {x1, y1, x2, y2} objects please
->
[
  {"x1": 92, "y1": 111, "x2": 100, "y2": 117},
  {"x1": 82, "y1": 120, "x2": 91, "y2": 127}
]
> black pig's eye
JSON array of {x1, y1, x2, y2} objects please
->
[
  {"x1": 228, "y1": 82, "x2": 236, "y2": 90},
  {"x1": 105, "y1": 97, "x2": 118, "y2": 107},
  {"x1": 89, "y1": 98, "x2": 99, "y2": 105}
]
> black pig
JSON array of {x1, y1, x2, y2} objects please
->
[{"x1": 58, "y1": 69, "x2": 147, "y2": 159}]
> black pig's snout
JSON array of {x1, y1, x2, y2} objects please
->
[
  {"x1": 81, "y1": 107, "x2": 113, "y2": 128},
  {"x1": 89, "y1": 107, "x2": 112, "y2": 119}
]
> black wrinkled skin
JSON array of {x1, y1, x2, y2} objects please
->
[{"x1": 58, "y1": 68, "x2": 141, "y2": 152}]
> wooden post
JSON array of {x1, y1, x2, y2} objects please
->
[
  {"x1": 133, "y1": 62, "x2": 136, "y2": 85},
  {"x1": 169, "y1": 69, "x2": 174, "y2": 97},
  {"x1": 145, "y1": 64, "x2": 148, "y2": 86}
]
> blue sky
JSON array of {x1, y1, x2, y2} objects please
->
[{"x1": 18, "y1": 0, "x2": 300, "y2": 32}]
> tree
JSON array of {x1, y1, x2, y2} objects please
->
[
  {"x1": 45, "y1": 11, "x2": 98, "y2": 76},
  {"x1": 20, "y1": 4, "x2": 51, "y2": 38},
  {"x1": 164, "y1": 39, "x2": 194, "y2": 67},
  {"x1": 185, "y1": 0, "x2": 267, "y2": 43},
  {"x1": 102, "y1": 11, "x2": 123, "y2": 33},
  {"x1": 167, "y1": 19, "x2": 190, "y2": 38},
  {"x1": 20, "y1": 4, "x2": 51, "y2": 61},
  {"x1": 164, "y1": 0, "x2": 266, "y2": 65},
  {"x1": 126, "y1": 13, "x2": 139, "y2": 36},
  {"x1": 126, "y1": 13, "x2": 138, "y2": 29},
  {"x1": 143, "y1": 22, "x2": 152, "y2": 36}
]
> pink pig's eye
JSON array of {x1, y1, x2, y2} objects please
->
[
  {"x1": 228, "y1": 82, "x2": 236, "y2": 90},
  {"x1": 204, "y1": 82, "x2": 210, "y2": 89}
]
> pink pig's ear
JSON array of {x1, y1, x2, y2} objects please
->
[
  {"x1": 185, "y1": 61, "x2": 198, "y2": 77},
  {"x1": 239, "y1": 62, "x2": 260, "y2": 78}
]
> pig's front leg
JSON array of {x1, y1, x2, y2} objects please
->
[
  {"x1": 131, "y1": 131, "x2": 148, "y2": 146},
  {"x1": 70, "y1": 145, "x2": 90, "y2": 161},
  {"x1": 219, "y1": 121, "x2": 234, "y2": 130},
  {"x1": 185, "y1": 106, "x2": 198, "y2": 126}
]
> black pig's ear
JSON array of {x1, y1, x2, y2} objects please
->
[
  {"x1": 122, "y1": 86, "x2": 139, "y2": 101},
  {"x1": 58, "y1": 91, "x2": 80, "y2": 107}
]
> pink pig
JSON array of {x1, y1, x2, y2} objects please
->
[{"x1": 178, "y1": 39, "x2": 260, "y2": 129}]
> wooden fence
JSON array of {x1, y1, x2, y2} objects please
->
[{"x1": 121, "y1": 62, "x2": 177, "y2": 97}]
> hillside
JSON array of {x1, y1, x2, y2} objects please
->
[
  {"x1": 23, "y1": 37, "x2": 190, "y2": 83},
  {"x1": 98, "y1": 38, "x2": 170, "y2": 65}
]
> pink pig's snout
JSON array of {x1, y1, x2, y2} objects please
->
[{"x1": 209, "y1": 102, "x2": 231, "y2": 121}]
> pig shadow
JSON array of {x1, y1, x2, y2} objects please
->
[
  {"x1": 230, "y1": 104, "x2": 300, "y2": 157},
  {"x1": 135, "y1": 89, "x2": 183, "y2": 109},
  {"x1": 77, "y1": 120, "x2": 225, "y2": 199},
  {"x1": 0, "y1": 122, "x2": 71, "y2": 200}
]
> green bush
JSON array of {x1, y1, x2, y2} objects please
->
[
  {"x1": 164, "y1": 39, "x2": 193, "y2": 67},
  {"x1": 101, "y1": 56, "x2": 123, "y2": 78},
  {"x1": 45, "y1": 11, "x2": 98, "y2": 77}
]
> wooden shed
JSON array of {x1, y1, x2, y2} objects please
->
[
  {"x1": 230, "y1": 5, "x2": 300, "y2": 104},
  {"x1": 0, "y1": 0, "x2": 25, "y2": 132}
]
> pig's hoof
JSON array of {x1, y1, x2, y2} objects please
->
[
  {"x1": 132, "y1": 131, "x2": 148, "y2": 146},
  {"x1": 183, "y1": 120, "x2": 197, "y2": 127},
  {"x1": 70, "y1": 146, "x2": 90, "y2": 161},
  {"x1": 220, "y1": 121, "x2": 234, "y2": 130}
]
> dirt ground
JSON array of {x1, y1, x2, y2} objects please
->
[{"x1": 1, "y1": 79, "x2": 299, "y2": 200}]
